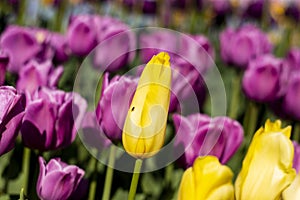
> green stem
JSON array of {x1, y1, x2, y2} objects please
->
[
  {"x1": 293, "y1": 123, "x2": 300, "y2": 142},
  {"x1": 243, "y1": 101, "x2": 260, "y2": 147},
  {"x1": 228, "y1": 70, "x2": 242, "y2": 119},
  {"x1": 128, "y1": 159, "x2": 143, "y2": 200},
  {"x1": 17, "y1": 0, "x2": 26, "y2": 25},
  {"x1": 22, "y1": 147, "x2": 31, "y2": 196},
  {"x1": 164, "y1": 163, "x2": 173, "y2": 187},
  {"x1": 88, "y1": 153, "x2": 100, "y2": 200},
  {"x1": 102, "y1": 146, "x2": 116, "y2": 200},
  {"x1": 53, "y1": 0, "x2": 68, "y2": 32}
]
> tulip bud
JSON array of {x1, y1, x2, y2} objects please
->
[
  {"x1": 235, "y1": 120, "x2": 296, "y2": 200},
  {"x1": 122, "y1": 52, "x2": 171, "y2": 158},
  {"x1": 37, "y1": 157, "x2": 85, "y2": 200},
  {"x1": 178, "y1": 156, "x2": 234, "y2": 200}
]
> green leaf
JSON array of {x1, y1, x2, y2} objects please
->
[
  {"x1": 141, "y1": 173, "x2": 162, "y2": 197},
  {"x1": 0, "y1": 195, "x2": 10, "y2": 200}
]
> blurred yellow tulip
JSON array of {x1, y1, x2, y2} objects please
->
[
  {"x1": 235, "y1": 119, "x2": 296, "y2": 200},
  {"x1": 122, "y1": 52, "x2": 171, "y2": 159},
  {"x1": 178, "y1": 156, "x2": 234, "y2": 200}
]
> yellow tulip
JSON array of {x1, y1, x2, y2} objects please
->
[
  {"x1": 282, "y1": 173, "x2": 300, "y2": 200},
  {"x1": 122, "y1": 52, "x2": 171, "y2": 158},
  {"x1": 178, "y1": 156, "x2": 234, "y2": 200},
  {"x1": 235, "y1": 120, "x2": 296, "y2": 200}
]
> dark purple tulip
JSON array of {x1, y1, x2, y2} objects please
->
[
  {"x1": 37, "y1": 157, "x2": 85, "y2": 200},
  {"x1": 173, "y1": 113, "x2": 244, "y2": 168},
  {"x1": 282, "y1": 73, "x2": 300, "y2": 120},
  {"x1": 285, "y1": 48, "x2": 300, "y2": 71},
  {"x1": 93, "y1": 16, "x2": 136, "y2": 72},
  {"x1": 207, "y1": 0, "x2": 231, "y2": 14},
  {"x1": 96, "y1": 73, "x2": 137, "y2": 141},
  {"x1": 242, "y1": 55, "x2": 288, "y2": 102},
  {"x1": 241, "y1": 0, "x2": 265, "y2": 18},
  {"x1": 69, "y1": 178, "x2": 89, "y2": 200},
  {"x1": 0, "y1": 51, "x2": 9, "y2": 85},
  {"x1": 16, "y1": 60, "x2": 63, "y2": 95},
  {"x1": 21, "y1": 87, "x2": 87, "y2": 151},
  {"x1": 293, "y1": 141, "x2": 300, "y2": 173},
  {"x1": 0, "y1": 86, "x2": 25, "y2": 156},
  {"x1": 220, "y1": 24, "x2": 272, "y2": 68},
  {"x1": 67, "y1": 15, "x2": 98, "y2": 56},
  {"x1": 0, "y1": 26, "x2": 42, "y2": 73},
  {"x1": 143, "y1": 0, "x2": 157, "y2": 14}
]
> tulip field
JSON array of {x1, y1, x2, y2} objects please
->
[{"x1": 1, "y1": 0, "x2": 300, "y2": 199}]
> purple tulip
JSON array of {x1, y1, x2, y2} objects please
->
[
  {"x1": 293, "y1": 141, "x2": 300, "y2": 173},
  {"x1": 0, "y1": 51, "x2": 9, "y2": 85},
  {"x1": 67, "y1": 15, "x2": 98, "y2": 56},
  {"x1": 21, "y1": 87, "x2": 87, "y2": 151},
  {"x1": 49, "y1": 33, "x2": 70, "y2": 63},
  {"x1": 0, "y1": 86, "x2": 25, "y2": 156},
  {"x1": 206, "y1": 0, "x2": 231, "y2": 14},
  {"x1": 80, "y1": 111, "x2": 111, "y2": 152},
  {"x1": 173, "y1": 113, "x2": 244, "y2": 168},
  {"x1": 242, "y1": 55, "x2": 289, "y2": 102},
  {"x1": 16, "y1": 60, "x2": 63, "y2": 96},
  {"x1": 285, "y1": 48, "x2": 300, "y2": 71},
  {"x1": 0, "y1": 26, "x2": 42, "y2": 73},
  {"x1": 220, "y1": 24, "x2": 272, "y2": 68},
  {"x1": 93, "y1": 16, "x2": 136, "y2": 72},
  {"x1": 123, "y1": 0, "x2": 157, "y2": 14},
  {"x1": 282, "y1": 73, "x2": 300, "y2": 120},
  {"x1": 37, "y1": 157, "x2": 85, "y2": 200},
  {"x1": 96, "y1": 73, "x2": 137, "y2": 141},
  {"x1": 241, "y1": 0, "x2": 265, "y2": 18}
]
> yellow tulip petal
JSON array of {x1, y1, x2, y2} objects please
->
[{"x1": 282, "y1": 173, "x2": 300, "y2": 200}]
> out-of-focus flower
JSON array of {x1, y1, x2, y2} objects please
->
[
  {"x1": 293, "y1": 141, "x2": 300, "y2": 173},
  {"x1": 238, "y1": 0, "x2": 265, "y2": 18},
  {"x1": 235, "y1": 120, "x2": 296, "y2": 200},
  {"x1": 122, "y1": 52, "x2": 171, "y2": 158},
  {"x1": 0, "y1": 26, "x2": 42, "y2": 73},
  {"x1": 0, "y1": 51, "x2": 9, "y2": 85},
  {"x1": 16, "y1": 60, "x2": 63, "y2": 95},
  {"x1": 81, "y1": 112, "x2": 111, "y2": 151},
  {"x1": 37, "y1": 157, "x2": 85, "y2": 200},
  {"x1": 220, "y1": 24, "x2": 272, "y2": 68},
  {"x1": 282, "y1": 73, "x2": 300, "y2": 120},
  {"x1": 207, "y1": 0, "x2": 231, "y2": 14},
  {"x1": 173, "y1": 113, "x2": 243, "y2": 168},
  {"x1": 285, "y1": 48, "x2": 300, "y2": 71},
  {"x1": 67, "y1": 15, "x2": 98, "y2": 57},
  {"x1": 93, "y1": 16, "x2": 136, "y2": 72},
  {"x1": 96, "y1": 73, "x2": 137, "y2": 141},
  {"x1": 178, "y1": 156, "x2": 234, "y2": 200},
  {"x1": 123, "y1": 0, "x2": 157, "y2": 14},
  {"x1": 49, "y1": 33, "x2": 70, "y2": 63},
  {"x1": 0, "y1": 86, "x2": 25, "y2": 156},
  {"x1": 21, "y1": 87, "x2": 87, "y2": 151},
  {"x1": 282, "y1": 173, "x2": 300, "y2": 200},
  {"x1": 242, "y1": 54, "x2": 288, "y2": 102}
]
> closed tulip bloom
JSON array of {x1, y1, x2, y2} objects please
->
[
  {"x1": 0, "y1": 86, "x2": 25, "y2": 156},
  {"x1": 122, "y1": 52, "x2": 171, "y2": 158},
  {"x1": 16, "y1": 60, "x2": 63, "y2": 95},
  {"x1": 242, "y1": 55, "x2": 288, "y2": 102},
  {"x1": 21, "y1": 87, "x2": 87, "y2": 151},
  {"x1": 96, "y1": 73, "x2": 137, "y2": 141},
  {"x1": 0, "y1": 26, "x2": 41, "y2": 72},
  {"x1": 285, "y1": 48, "x2": 300, "y2": 71},
  {"x1": 178, "y1": 156, "x2": 234, "y2": 200},
  {"x1": 37, "y1": 157, "x2": 85, "y2": 200},
  {"x1": 282, "y1": 173, "x2": 300, "y2": 200},
  {"x1": 235, "y1": 120, "x2": 296, "y2": 200},
  {"x1": 0, "y1": 51, "x2": 9, "y2": 85},
  {"x1": 49, "y1": 33, "x2": 70, "y2": 63},
  {"x1": 220, "y1": 25, "x2": 272, "y2": 68},
  {"x1": 67, "y1": 15, "x2": 97, "y2": 56},
  {"x1": 173, "y1": 113, "x2": 243, "y2": 168},
  {"x1": 93, "y1": 16, "x2": 136, "y2": 72}
]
